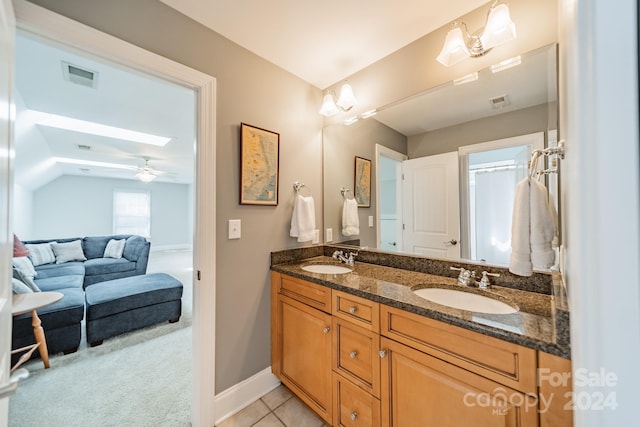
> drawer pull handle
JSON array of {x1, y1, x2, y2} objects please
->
[
  {"x1": 349, "y1": 306, "x2": 357, "y2": 314},
  {"x1": 350, "y1": 411, "x2": 358, "y2": 421},
  {"x1": 349, "y1": 351, "x2": 358, "y2": 359},
  {"x1": 379, "y1": 349, "x2": 387, "y2": 358},
  {"x1": 322, "y1": 327, "x2": 330, "y2": 334}
]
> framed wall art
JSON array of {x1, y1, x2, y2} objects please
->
[
  {"x1": 240, "y1": 123, "x2": 280, "y2": 205},
  {"x1": 354, "y1": 156, "x2": 371, "y2": 207}
]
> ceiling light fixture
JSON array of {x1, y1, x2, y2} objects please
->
[
  {"x1": 437, "y1": 1, "x2": 517, "y2": 67},
  {"x1": 29, "y1": 110, "x2": 171, "y2": 146},
  {"x1": 319, "y1": 82, "x2": 358, "y2": 117},
  {"x1": 136, "y1": 170, "x2": 157, "y2": 183}
]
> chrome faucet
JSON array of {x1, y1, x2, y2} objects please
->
[
  {"x1": 450, "y1": 267, "x2": 500, "y2": 289},
  {"x1": 477, "y1": 271, "x2": 501, "y2": 289},
  {"x1": 332, "y1": 250, "x2": 358, "y2": 266},
  {"x1": 450, "y1": 266, "x2": 475, "y2": 286}
]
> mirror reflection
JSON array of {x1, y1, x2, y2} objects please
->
[{"x1": 323, "y1": 44, "x2": 558, "y2": 268}]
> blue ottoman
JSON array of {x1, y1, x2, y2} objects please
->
[{"x1": 85, "y1": 273, "x2": 183, "y2": 346}]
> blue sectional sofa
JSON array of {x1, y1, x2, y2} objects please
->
[{"x1": 12, "y1": 235, "x2": 150, "y2": 357}]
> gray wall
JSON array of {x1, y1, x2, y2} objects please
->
[
  {"x1": 27, "y1": 0, "x2": 323, "y2": 393},
  {"x1": 32, "y1": 175, "x2": 191, "y2": 247},
  {"x1": 323, "y1": 119, "x2": 406, "y2": 248},
  {"x1": 408, "y1": 103, "x2": 554, "y2": 158}
]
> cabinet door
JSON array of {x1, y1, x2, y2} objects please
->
[
  {"x1": 277, "y1": 294, "x2": 332, "y2": 423},
  {"x1": 538, "y1": 352, "x2": 573, "y2": 427},
  {"x1": 380, "y1": 337, "x2": 538, "y2": 427}
]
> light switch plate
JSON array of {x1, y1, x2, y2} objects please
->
[
  {"x1": 326, "y1": 228, "x2": 333, "y2": 242},
  {"x1": 368, "y1": 216, "x2": 374, "y2": 227},
  {"x1": 228, "y1": 219, "x2": 241, "y2": 239}
]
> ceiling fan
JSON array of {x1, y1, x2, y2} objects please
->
[{"x1": 132, "y1": 158, "x2": 173, "y2": 183}]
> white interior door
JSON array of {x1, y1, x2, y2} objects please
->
[
  {"x1": 0, "y1": 0, "x2": 14, "y2": 425},
  {"x1": 402, "y1": 152, "x2": 460, "y2": 259},
  {"x1": 375, "y1": 144, "x2": 407, "y2": 252}
]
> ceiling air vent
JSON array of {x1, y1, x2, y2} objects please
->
[
  {"x1": 79, "y1": 168, "x2": 90, "y2": 174},
  {"x1": 62, "y1": 61, "x2": 98, "y2": 89},
  {"x1": 76, "y1": 144, "x2": 92, "y2": 151},
  {"x1": 489, "y1": 94, "x2": 509, "y2": 109}
]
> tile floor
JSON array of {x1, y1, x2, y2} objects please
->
[{"x1": 216, "y1": 385, "x2": 329, "y2": 427}]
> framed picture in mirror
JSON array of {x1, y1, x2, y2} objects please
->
[
  {"x1": 240, "y1": 122, "x2": 280, "y2": 205},
  {"x1": 354, "y1": 156, "x2": 371, "y2": 207}
]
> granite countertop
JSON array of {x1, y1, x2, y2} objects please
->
[{"x1": 271, "y1": 255, "x2": 570, "y2": 359}]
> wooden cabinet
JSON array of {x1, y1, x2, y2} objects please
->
[
  {"x1": 271, "y1": 272, "x2": 572, "y2": 427},
  {"x1": 272, "y1": 272, "x2": 333, "y2": 423},
  {"x1": 331, "y1": 291, "x2": 382, "y2": 426},
  {"x1": 380, "y1": 336, "x2": 538, "y2": 427},
  {"x1": 538, "y1": 352, "x2": 574, "y2": 427}
]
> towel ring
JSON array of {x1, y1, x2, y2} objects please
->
[
  {"x1": 293, "y1": 181, "x2": 311, "y2": 195},
  {"x1": 341, "y1": 187, "x2": 355, "y2": 200}
]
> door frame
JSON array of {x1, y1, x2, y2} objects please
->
[
  {"x1": 13, "y1": 2, "x2": 217, "y2": 426},
  {"x1": 374, "y1": 144, "x2": 407, "y2": 251},
  {"x1": 457, "y1": 132, "x2": 544, "y2": 260}
]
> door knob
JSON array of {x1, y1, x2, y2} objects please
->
[{"x1": 443, "y1": 239, "x2": 458, "y2": 246}]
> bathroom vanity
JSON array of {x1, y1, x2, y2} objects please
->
[{"x1": 270, "y1": 246, "x2": 572, "y2": 427}]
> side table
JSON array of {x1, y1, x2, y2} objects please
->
[{"x1": 11, "y1": 291, "x2": 63, "y2": 371}]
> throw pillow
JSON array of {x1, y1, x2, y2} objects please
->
[
  {"x1": 51, "y1": 240, "x2": 87, "y2": 264},
  {"x1": 103, "y1": 239, "x2": 126, "y2": 259},
  {"x1": 26, "y1": 242, "x2": 56, "y2": 266},
  {"x1": 12, "y1": 277, "x2": 33, "y2": 294},
  {"x1": 12, "y1": 256, "x2": 37, "y2": 279},
  {"x1": 13, "y1": 234, "x2": 29, "y2": 257},
  {"x1": 12, "y1": 267, "x2": 40, "y2": 292}
]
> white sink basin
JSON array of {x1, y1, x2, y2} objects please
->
[
  {"x1": 301, "y1": 264, "x2": 352, "y2": 274},
  {"x1": 412, "y1": 288, "x2": 517, "y2": 314}
]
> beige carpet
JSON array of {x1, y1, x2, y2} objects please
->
[{"x1": 9, "y1": 249, "x2": 194, "y2": 426}]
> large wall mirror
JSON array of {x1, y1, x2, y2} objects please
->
[{"x1": 323, "y1": 43, "x2": 558, "y2": 269}]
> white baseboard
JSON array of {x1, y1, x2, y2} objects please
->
[
  {"x1": 149, "y1": 243, "x2": 193, "y2": 252},
  {"x1": 214, "y1": 368, "x2": 281, "y2": 425}
]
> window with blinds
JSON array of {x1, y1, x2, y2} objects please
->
[{"x1": 113, "y1": 190, "x2": 151, "y2": 238}]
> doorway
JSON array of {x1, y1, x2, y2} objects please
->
[
  {"x1": 375, "y1": 144, "x2": 407, "y2": 252},
  {"x1": 13, "y1": 2, "x2": 216, "y2": 426},
  {"x1": 459, "y1": 132, "x2": 545, "y2": 264}
]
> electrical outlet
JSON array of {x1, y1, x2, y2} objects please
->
[
  {"x1": 228, "y1": 219, "x2": 241, "y2": 239},
  {"x1": 326, "y1": 228, "x2": 333, "y2": 242}
]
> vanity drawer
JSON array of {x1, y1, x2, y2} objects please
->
[
  {"x1": 380, "y1": 305, "x2": 537, "y2": 394},
  {"x1": 333, "y1": 290, "x2": 380, "y2": 332},
  {"x1": 333, "y1": 372, "x2": 381, "y2": 427},
  {"x1": 276, "y1": 273, "x2": 332, "y2": 313},
  {"x1": 333, "y1": 318, "x2": 380, "y2": 397}
]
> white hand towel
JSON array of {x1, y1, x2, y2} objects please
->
[
  {"x1": 290, "y1": 195, "x2": 316, "y2": 243},
  {"x1": 509, "y1": 177, "x2": 557, "y2": 276},
  {"x1": 342, "y1": 198, "x2": 360, "y2": 236},
  {"x1": 529, "y1": 178, "x2": 557, "y2": 269}
]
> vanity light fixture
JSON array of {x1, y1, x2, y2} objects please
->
[
  {"x1": 319, "y1": 82, "x2": 358, "y2": 117},
  {"x1": 437, "y1": 1, "x2": 517, "y2": 67}
]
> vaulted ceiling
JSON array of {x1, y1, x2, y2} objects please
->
[{"x1": 15, "y1": 0, "x2": 491, "y2": 190}]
